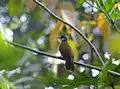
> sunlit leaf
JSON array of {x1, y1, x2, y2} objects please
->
[
  {"x1": 0, "y1": 33, "x2": 20, "y2": 69},
  {"x1": 108, "y1": 34, "x2": 120, "y2": 54},
  {"x1": 98, "y1": 13, "x2": 109, "y2": 40},
  {"x1": 104, "y1": 0, "x2": 115, "y2": 13},
  {"x1": 87, "y1": 21, "x2": 96, "y2": 27},
  {"x1": 68, "y1": 40, "x2": 78, "y2": 61},
  {"x1": 50, "y1": 21, "x2": 64, "y2": 51},
  {"x1": 0, "y1": 75, "x2": 15, "y2": 89},
  {"x1": 0, "y1": 82, "x2": 7, "y2": 89},
  {"x1": 88, "y1": 34, "x2": 93, "y2": 41},
  {"x1": 8, "y1": 0, "x2": 24, "y2": 16},
  {"x1": 114, "y1": 3, "x2": 119, "y2": 9},
  {"x1": 110, "y1": 5, "x2": 120, "y2": 21}
]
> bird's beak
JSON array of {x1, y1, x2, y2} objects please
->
[{"x1": 56, "y1": 36, "x2": 61, "y2": 39}]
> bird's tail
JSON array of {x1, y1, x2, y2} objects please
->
[{"x1": 65, "y1": 59, "x2": 75, "y2": 71}]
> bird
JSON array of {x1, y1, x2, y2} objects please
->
[{"x1": 57, "y1": 35, "x2": 75, "y2": 71}]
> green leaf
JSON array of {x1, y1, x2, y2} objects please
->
[
  {"x1": 0, "y1": 82, "x2": 7, "y2": 89},
  {"x1": 94, "y1": 0, "x2": 115, "y2": 13},
  {"x1": 107, "y1": 34, "x2": 120, "y2": 55},
  {"x1": 0, "y1": 73, "x2": 15, "y2": 89},
  {"x1": 29, "y1": 7, "x2": 43, "y2": 22},
  {"x1": 110, "y1": 9, "x2": 120, "y2": 22},
  {"x1": 38, "y1": 72, "x2": 96, "y2": 86},
  {"x1": 114, "y1": 85, "x2": 120, "y2": 89},
  {"x1": 9, "y1": 19, "x2": 22, "y2": 30},
  {"x1": 8, "y1": 0, "x2": 24, "y2": 16},
  {"x1": 76, "y1": 0, "x2": 85, "y2": 6},
  {"x1": 98, "y1": 57, "x2": 112, "y2": 88},
  {"x1": 104, "y1": 0, "x2": 115, "y2": 13},
  {"x1": 0, "y1": 33, "x2": 21, "y2": 69}
]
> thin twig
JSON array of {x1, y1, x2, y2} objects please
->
[
  {"x1": 90, "y1": 0, "x2": 120, "y2": 32},
  {"x1": 107, "y1": 14, "x2": 120, "y2": 32},
  {"x1": 8, "y1": 41, "x2": 120, "y2": 76},
  {"x1": 85, "y1": 1, "x2": 103, "y2": 12},
  {"x1": 85, "y1": 1, "x2": 112, "y2": 23},
  {"x1": 86, "y1": 1, "x2": 120, "y2": 32},
  {"x1": 33, "y1": 0, "x2": 105, "y2": 66}
]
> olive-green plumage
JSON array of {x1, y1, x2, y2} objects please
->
[{"x1": 58, "y1": 36, "x2": 75, "y2": 71}]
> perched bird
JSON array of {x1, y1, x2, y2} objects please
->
[{"x1": 57, "y1": 35, "x2": 75, "y2": 71}]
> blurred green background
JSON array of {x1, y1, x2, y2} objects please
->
[{"x1": 0, "y1": 0, "x2": 120, "y2": 89}]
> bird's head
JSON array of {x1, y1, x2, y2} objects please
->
[{"x1": 57, "y1": 35, "x2": 67, "y2": 41}]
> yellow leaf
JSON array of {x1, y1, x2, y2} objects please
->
[
  {"x1": 67, "y1": 28, "x2": 72, "y2": 34},
  {"x1": 68, "y1": 40, "x2": 78, "y2": 61},
  {"x1": 88, "y1": 34, "x2": 93, "y2": 41},
  {"x1": 108, "y1": 34, "x2": 120, "y2": 54},
  {"x1": 98, "y1": 13, "x2": 109, "y2": 40},
  {"x1": 114, "y1": 3, "x2": 119, "y2": 9},
  {"x1": 50, "y1": 21, "x2": 64, "y2": 51}
]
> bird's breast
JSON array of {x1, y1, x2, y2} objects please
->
[{"x1": 59, "y1": 41, "x2": 74, "y2": 59}]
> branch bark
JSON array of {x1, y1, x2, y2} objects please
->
[
  {"x1": 9, "y1": 42, "x2": 120, "y2": 76},
  {"x1": 33, "y1": 0, "x2": 105, "y2": 66}
]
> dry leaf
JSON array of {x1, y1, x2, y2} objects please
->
[
  {"x1": 50, "y1": 21, "x2": 64, "y2": 51},
  {"x1": 98, "y1": 13, "x2": 109, "y2": 40},
  {"x1": 58, "y1": 2, "x2": 75, "y2": 28},
  {"x1": 58, "y1": 2, "x2": 83, "y2": 46},
  {"x1": 67, "y1": 28, "x2": 72, "y2": 34},
  {"x1": 26, "y1": 0, "x2": 37, "y2": 11}
]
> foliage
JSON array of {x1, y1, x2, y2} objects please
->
[{"x1": 0, "y1": 0, "x2": 120, "y2": 89}]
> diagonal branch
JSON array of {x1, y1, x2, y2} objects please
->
[
  {"x1": 8, "y1": 41, "x2": 120, "y2": 76},
  {"x1": 33, "y1": 0, "x2": 105, "y2": 66}
]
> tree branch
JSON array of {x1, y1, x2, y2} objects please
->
[
  {"x1": 33, "y1": 0, "x2": 105, "y2": 66},
  {"x1": 8, "y1": 41, "x2": 120, "y2": 76}
]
